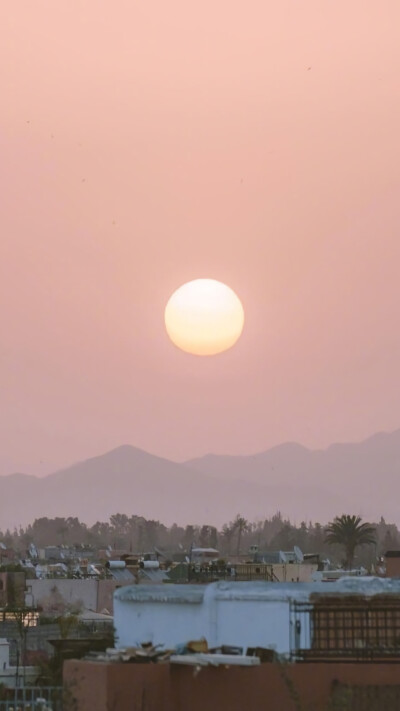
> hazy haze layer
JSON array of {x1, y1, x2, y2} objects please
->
[
  {"x1": 1, "y1": 431, "x2": 400, "y2": 529},
  {"x1": 1, "y1": 2, "x2": 400, "y2": 475}
]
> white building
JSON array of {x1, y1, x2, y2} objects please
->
[
  {"x1": 0, "y1": 639, "x2": 37, "y2": 688},
  {"x1": 114, "y1": 578, "x2": 400, "y2": 656}
]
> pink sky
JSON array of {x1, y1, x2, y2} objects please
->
[{"x1": 1, "y1": 1, "x2": 400, "y2": 476}]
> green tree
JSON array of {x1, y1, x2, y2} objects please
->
[
  {"x1": 89, "y1": 521, "x2": 112, "y2": 546},
  {"x1": 183, "y1": 525, "x2": 195, "y2": 550},
  {"x1": 109, "y1": 514, "x2": 129, "y2": 535},
  {"x1": 270, "y1": 523, "x2": 296, "y2": 551},
  {"x1": 221, "y1": 523, "x2": 235, "y2": 555},
  {"x1": 57, "y1": 524, "x2": 68, "y2": 544},
  {"x1": 199, "y1": 526, "x2": 212, "y2": 548},
  {"x1": 325, "y1": 515, "x2": 376, "y2": 569},
  {"x1": 143, "y1": 520, "x2": 160, "y2": 549},
  {"x1": 109, "y1": 513, "x2": 130, "y2": 548},
  {"x1": 209, "y1": 526, "x2": 218, "y2": 549}
]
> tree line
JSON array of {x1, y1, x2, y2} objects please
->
[{"x1": 0, "y1": 512, "x2": 398, "y2": 568}]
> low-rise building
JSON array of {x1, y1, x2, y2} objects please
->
[
  {"x1": 25, "y1": 578, "x2": 130, "y2": 615},
  {"x1": 0, "y1": 572, "x2": 26, "y2": 607},
  {"x1": 0, "y1": 638, "x2": 37, "y2": 687},
  {"x1": 114, "y1": 577, "x2": 400, "y2": 658},
  {"x1": 385, "y1": 550, "x2": 400, "y2": 577},
  {"x1": 0, "y1": 543, "x2": 16, "y2": 564}
]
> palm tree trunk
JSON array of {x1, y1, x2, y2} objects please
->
[{"x1": 346, "y1": 545, "x2": 355, "y2": 570}]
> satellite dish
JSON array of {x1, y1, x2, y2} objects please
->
[{"x1": 294, "y1": 546, "x2": 304, "y2": 562}]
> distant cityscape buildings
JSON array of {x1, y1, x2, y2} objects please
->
[{"x1": 0, "y1": 513, "x2": 400, "y2": 709}]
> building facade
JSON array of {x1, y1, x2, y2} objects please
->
[{"x1": 114, "y1": 577, "x2": 400, "y2": 657}]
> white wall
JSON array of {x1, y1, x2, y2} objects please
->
[
  {"x1": 213, "y1": 599, "x2": 291, "y2": 653},
  {"x1": 114, "y1": 584, "x2": 296, "y2": 654},
  {"x1": 114, "y1": 578, "x2": 400, "y2": 655},
  {"x1": 0, "y1": 639, "x2": 9, "y2": 670},
  {"x1": 115, "y1": 600, "x2": 204, "y2": 648},
  {"x1": 272, "y1": 563, "x2": 317, "y2": 583}
]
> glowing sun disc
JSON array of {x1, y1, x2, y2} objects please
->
[{"x1": 165, "y1": 279, "x2": 244, "y2": 356}]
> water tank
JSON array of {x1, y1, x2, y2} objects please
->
[
  {"x1": 140, "y1": 560, "x2": 160, "y2": 569},
  {"x1": 106, "y1": 560, "x2": 126, "y2": 569}
]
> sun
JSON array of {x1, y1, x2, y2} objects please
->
[{"x1": 164, "y1": 279, "x2": 244, "y2": 356}]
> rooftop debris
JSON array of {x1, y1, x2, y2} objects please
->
[
  {"x1": 183, "y1": 638, "x2": 209, "y2": 654},
  {"x1": 170, "y1": 654, "x2": 260, "y2": 667},
  {"x1": 85, "y1": 643, "x2": 172, "y2": 664},
  {"x1": 84, "y1": 639, "x2": 268, "y2": 666}
]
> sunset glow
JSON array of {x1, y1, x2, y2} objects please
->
[{"x1": 164, "y1": 279, "x2": 244, "y2": 356}]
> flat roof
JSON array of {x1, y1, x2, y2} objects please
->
[
  {"x1": 115, "y1": 585, "x2": 206, "y2": 604},
  {"x1": 115, "y1": 577, "x2": 400, "y2": 605}
]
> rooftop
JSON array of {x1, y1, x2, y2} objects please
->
[{"x1": 114, "y1": 577, "x2": 400, "y2": 605}]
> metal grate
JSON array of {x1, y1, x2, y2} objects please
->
[
  {"x1": 187, "y1": 566, "x2": 278, "y2": 583},
  {"x1": 291, "y1": 601, "x2": 400, "y2": 661}
]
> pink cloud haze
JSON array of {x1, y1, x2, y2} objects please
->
[{"x1": 1, "y1": 1, "x2": 400, "y2": 475}]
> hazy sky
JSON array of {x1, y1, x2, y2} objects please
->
[{"x1": 1, "y1": 1, "x2": 400, "y2": 476}]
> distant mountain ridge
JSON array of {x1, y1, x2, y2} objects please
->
[
  {"x1": 186, "y1": 429, "x2": 400, "y2": 482},
  {"x1": 1, "y1": 430, "x2": 400, "y2": 530}
]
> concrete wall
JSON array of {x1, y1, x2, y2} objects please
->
[
  {"x1": 386, "y1": 557, "x2": 400, "y2": 577},
  {"x1": 115, "y1": 599, "x2": 205, "y2": 648},
  {"x1": 114, "y1": 585, "x2": 294, "y2": 653},
  {"x1": 272, "y1": 563, "x2": 317, "y2": 582},
  {"x1": 64, "y1": 660, "x2": 400, "y2": 711},
  {"x1": 28, "y1": 579, "x2": 98, "y2": 612},
  {"x1": 114, "y1": 579, "x2": 400, "y2": 656},
  {"x1": 97, "y1": 580, "x2": 121, "y2": 613},
  {"x1": 214, "y1": 598, "x2": 291, "y2": 653},
  {"x1": 27, "y1": 579, "x2": 127, "y2": 613}
]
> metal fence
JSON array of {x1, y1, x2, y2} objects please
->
[
  {"x1": 187, "y1": 567, "x2": 278, "y2": 583},
  {"x1": 291, "y1": 601, "x2": 400, "y2": 661},
  {"x1": 0, "y1": 687, "x2": 63, "y2": 711}
]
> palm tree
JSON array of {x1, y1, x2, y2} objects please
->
[
  {"x1": 325, "y1": 515, "x2": 376, "y2": 570},
  {"x1": 233, "y1": 515, "x2": 250, "y2": 556}
]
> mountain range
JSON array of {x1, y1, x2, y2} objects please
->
[{"x1": 1, "y1": 429, "x2": 399, "y2": 530}]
